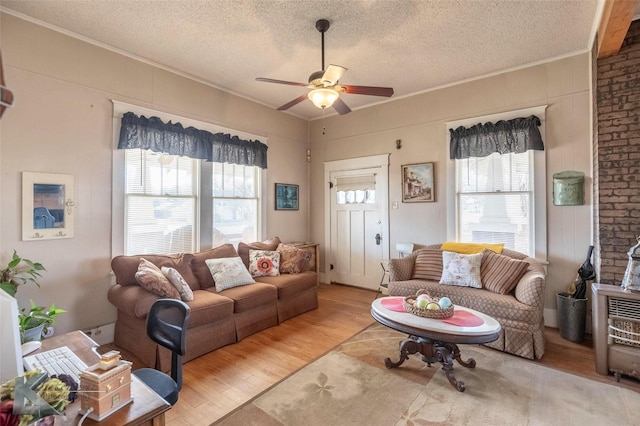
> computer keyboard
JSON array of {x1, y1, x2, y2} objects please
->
[{"x1": 23, "y1": 345, "x2": 89, "y2": 383}]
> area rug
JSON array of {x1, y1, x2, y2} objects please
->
[{"x1": 215, "y1": 323, "x2": 640, "y2": 425}]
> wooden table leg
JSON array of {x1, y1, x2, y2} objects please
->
[{"x1": 384, "y1": 335, "x2": 475, "y2": 392}]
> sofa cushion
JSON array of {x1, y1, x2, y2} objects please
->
[
  {"x1": 135, "y1": 258, "x2": 181, "y2": 299},
  {"x1": 388, "y1": 279, "x2": 540, "y2": 332},
  {"x1": 481, "y1": 249, "x2": 530, "y2": 294},
  {"x1": 389, "y1": 256, "x2": 415, "y2": 281},
  {"x1": 184, "y1": 290, "x2": 235, "y2": 328},
  {"x1": 439, "y1": 251, "x2": 483, "y2": 288},
  {"x1": 412, "y1": 249, "x2": 443, "y2": 281},
  {"x1": 191, "y1": 243, "x2": 239, "y2": 289},
  {"x1": 112, "y1": 253, "x2": 198, "y2": 288},
  {"x1": 107, "y1": 283, "x2": 160, "y2": 319},
  {"x1": 238, "y1": 237, "x2": 282, "y2": 268},
  {"x1": 276, "y1": 243, "x2": 311, "y2": 274},
  {"x1": 441, "y1": 241, "x2": 504, "y2": 254},
  {"x1": 207, "y1": 282, "x2": 277, "y2": 313},
  {"x1": 206, "y1": 257, "x2": 255, "y2": 292},
  {"x1": 255, "y1": 271, "x2": 317, "y2": 299},
  {"x1": 161, "y1": 266, "x2": 194, "y2": 301},
  {"x1": 249, "y1": 250, "x2": 280, "y2": 277}
]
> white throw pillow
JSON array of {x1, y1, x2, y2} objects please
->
[
  {"x1": 205, "y1": 257, "x2": 255, "y2": 292},
  {"x1": 248, "y1": 250, "x2": 280, "y2": 277},
  {"x1": 161, "y1": 266, "x2": 194, "y2": 301},
  {"x1": 439, "y1": 251, "x2": 483, "y2": 288}
]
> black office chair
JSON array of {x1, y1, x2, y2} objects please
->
[{"x1": 132, "y1": 298, "x2": 190, "y2": 406}]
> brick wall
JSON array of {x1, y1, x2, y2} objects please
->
[{"x1": 597, "y1": 20, "x2": 640, "y2": 285}]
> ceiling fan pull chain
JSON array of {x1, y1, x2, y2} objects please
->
[{"x1": 322, "y1": 108, "x2": 326, "y2": 135}]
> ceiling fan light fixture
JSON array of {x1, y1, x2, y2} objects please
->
[{"x1": 308, "y1": 88, "x2": 339, "y2": 109}]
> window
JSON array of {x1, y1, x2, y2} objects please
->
[
  {"x1": 124, "y1": 150, "x2": 262, "y2": 255},
  {"x1": 455, "y1": 151, "x2": 534, "y2": 255},
  {"x1": 212, "y1": 162, "x2": 259, "y2": 247},
  {"x1": 125, "y1": 150, "x2": 198, "y2": 255},
  {"x1": 114, "y1": 101, "x2": 266, "y2": 256},
  {"x1": 335, "y1": 174, "x2": 376, "y2": 205}
]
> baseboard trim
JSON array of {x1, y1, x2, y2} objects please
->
[{"x1": 82, "y1": 322, "x2": 116, "y2": 346}]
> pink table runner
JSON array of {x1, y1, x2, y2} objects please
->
[{"x1": 380, "y1": 297, "x2": 484, "y2": 327}]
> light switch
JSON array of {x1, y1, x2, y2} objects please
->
[{"x1": 392, "y1": 201, "x2": 399, "y2": 209}]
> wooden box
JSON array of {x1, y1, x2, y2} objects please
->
[{"x1": 79, "y1": 352, "x2": 133, "y2": 421}]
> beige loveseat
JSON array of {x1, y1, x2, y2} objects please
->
[
  {"x1": 387, "y1": 243, "x2": 546, "y2": 359},
  {"x1": 107, "y1": 238, "x2": 318, "y2": 370}
]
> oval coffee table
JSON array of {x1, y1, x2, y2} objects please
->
[{"x1": 371, "y1": 297, "x2": 501, "y2": 392}]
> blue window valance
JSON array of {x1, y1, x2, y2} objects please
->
[
  {"x1": 118, "y1": 112, "x2": 268, "y2": 168},
  {"x1": 449, "y1": 115, "x2": 544, "y2": 160}
]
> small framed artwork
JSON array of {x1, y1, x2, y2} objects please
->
[
  {"x1": 275, "y1": 183, "x2": 299, "y2": 210},
  {"x1": 22, "y1": 172, "x2": 75, "y2": 240},
  {"x1": 401, "y1": 162, "x2": 435, "y2": 203}
]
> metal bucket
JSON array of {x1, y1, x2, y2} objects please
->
[{"x1": 556, "y1": 292, "x2": 587, "y2": 343}]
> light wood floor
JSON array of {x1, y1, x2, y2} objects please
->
[{"x1": 107, "y1": 284, "x2": 640, "y2": 425}]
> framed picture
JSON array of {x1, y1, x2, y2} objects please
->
[
  {"x1": 22, "y1": 172, "x2": 75, "y2": 240},
  {"x1": 275, "y1": 183, "x2": 299, "y2": 210},
  {"x1": 401, "y1": 162, "x2": 435, "y2": 203}
]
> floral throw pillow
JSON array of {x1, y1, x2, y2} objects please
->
[
  {"x1": 134, "y1": 258, "x2": 181, "y2": 299},
  {"x1": 161, "y1": 266, "x2": 194, "y2": 302},
  {"x1": 276, "y1": 244, "x2": 311, "y2": 274},
  {"x1": 439, "y1": 251, "x2": 483, "y2": 288},
  {"x1": 248, "y1": 250, "x2": 281, "y2": 277},
  {"x1": 205, "y1": 257, "x2": 255, "y2": 292}
]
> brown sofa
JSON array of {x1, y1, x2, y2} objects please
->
[
  {"x1": 107, "y1": 238, "x2": 318, "y2": 370},
  {"x1": 387, "y1": 244, "x2": 546, "y2": 359}
]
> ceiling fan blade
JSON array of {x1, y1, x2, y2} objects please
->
[
  {"x1": 340, "y1": 85, "x2": 394, "y2": 97},
  {"x1": 256, "y1": 77, "x2": 308, "y2": 87},
  {"x1": 322, "y1": 64, "x2": 347, "y2": 86},
  {"x1": 333, "y1": 97, "x2": 351, "y2": 115},
  {"x1": 277, "y1": 94, "x2": 309, "y2": 111}
]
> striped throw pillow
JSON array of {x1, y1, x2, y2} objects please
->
[
  {"x1": 480, "y1": 249, "x2": 530, "y2": 294},
  {"x1": 412, "y1": 249, "x2": 444, "y2": 281}
]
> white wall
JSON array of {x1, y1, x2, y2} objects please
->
[
  {"x1": 0, "y1": 13, "x2": 310, "y2": 335},
  {"x1": 309, "y1": 53, "x2": 593, "y2": 325}
]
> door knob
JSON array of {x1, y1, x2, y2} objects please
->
[{"x1": 375, "y1": 233, "x2": 381, "y2": 245}]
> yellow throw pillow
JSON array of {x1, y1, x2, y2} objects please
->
[{"x1": 440, "y1": 241, "x2": 504, "y2": 255}]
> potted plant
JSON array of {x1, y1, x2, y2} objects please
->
[
  {"x1": 0, "y1": 250, "x2": 45, "y2": 297},
  {"x1": 19, "y1": 300, "x2": 66, "y2": 342},
  {"x1": 0, "y1": 250, "x2": 65, "y2": 342}
]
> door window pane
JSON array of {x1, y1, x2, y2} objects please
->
[{"x1": 336, "y1": 189, "x2": 375, "y2": 205}]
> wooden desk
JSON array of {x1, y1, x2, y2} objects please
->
[{"x1": 37, "y1": 331, "x2": 170, "y2": 425}]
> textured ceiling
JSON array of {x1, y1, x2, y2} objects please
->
[{"x1": 0, "y1": 0, "x2": 602, "y2": 120}]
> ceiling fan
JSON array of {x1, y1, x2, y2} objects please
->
[{"x1": 256, "y1": 19, "x2": 394, "y2": 115}]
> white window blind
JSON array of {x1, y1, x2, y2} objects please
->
[
  {"x1": 125, "y1": 149, "x2": 198, "y2": 255},
  {"x1": 456, "y1": 151, "x2": 534, "y2": 255},
  {"x1": 335, "y1": 174, "x2": 376, "y2": 191},
  {"x1": 212, "y1": 162, "x2": 259, "y2": 247}
]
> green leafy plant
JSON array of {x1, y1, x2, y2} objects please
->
[
  {"x1": 0, "y1": 251, "x2": 64, "y2": 342},
  {"x1": 0, "y1": 250, "x2": 46, "y2": 297},
  {"x1": 18, "y1": 300, "x2": 66, "y2": 337}
]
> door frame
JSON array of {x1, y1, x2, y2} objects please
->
[{"x1": 323, "y1": 154, "x2": 390, "y2": 285}]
